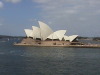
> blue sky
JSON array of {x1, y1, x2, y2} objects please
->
[{"x1": 0, "y1": 0, "x2": 100, "y2": 37}]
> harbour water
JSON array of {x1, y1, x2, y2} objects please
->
[{"x1": 0, "y1": 39, "x2": 100, "y2": 75}]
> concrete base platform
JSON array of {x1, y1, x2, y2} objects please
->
[{"x1": 14, "y1": 38, "x2": 100, "y2": 48}]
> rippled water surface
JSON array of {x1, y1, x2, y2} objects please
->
[{"x1": 0, "y1": 39, "x2": 100, "y2": 75}]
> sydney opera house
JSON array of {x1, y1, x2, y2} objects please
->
[{"x1": 16, "y1": 21, "x2": 83, "y2": 46}]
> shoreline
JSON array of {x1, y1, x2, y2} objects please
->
[
  {"x1": 14, "y1": 43, "x2": 100, "y2": 48},
  {"x1": 14, "y1": 38, "x2": 100, "y2": 48}
]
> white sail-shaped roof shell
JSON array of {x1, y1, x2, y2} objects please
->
[
  {"x1": 24, "y1": 29, "x2": 33, "y2": 37},
  {"x1": 64, "y1": 35, "x2": 78, "y2": 42},
  {"x1": 24, "y1": 21, "x2": 78, "y2": 42},
  {"x1": 38, "y1": 21, "x2": 53, "y2": 40},
  {"x1": 47, "y1": 32, "x2": 59, "y2": 40},
  {"x1": 47, "y1": 30, "x2": 67, "y2": 40},
  {"x1": 32, "y1": 26, "x2": 41, "y2": 39},
  {"x1": 69, "y1": 35, "x2": 78, "y2": 42},
  {"x1": 64, "y1": 36, "x2": 70, "y2": 41}
]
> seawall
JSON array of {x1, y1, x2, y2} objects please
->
[{"x1": 14, "y1": 38, "x2": 100, "y2": 48}]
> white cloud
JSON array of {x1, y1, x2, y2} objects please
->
[
  {"x1": 0, "y1": 1, "x2": 4, "y2": 8},
  {"x1": 32, "y1": 0, "x2": 100, "y2": 22},
  {"x1": 32, "y1": 0, "x2": 100, "y2": 36},
  {"x1": 79, "y1": 17, "x2": 87, "y2": 21},
  {"x1": 65, "y1": 10, "x2": 77, "y2": 14},
  {"x1": 0, "y1": 23, "x2": 3, "y2": 26},
  {"x1": 87, "y1": 0, "x2": 100, "y2": 6},
  {"x1": 33, "y1": 0, "x2": 51, "y2": 3},
  {"x1": 33, "y1": 0, "x2": 100, "y2": 14},
  {"x1": 4, "y1": 0, "x2": 22, "y2": 3}
]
